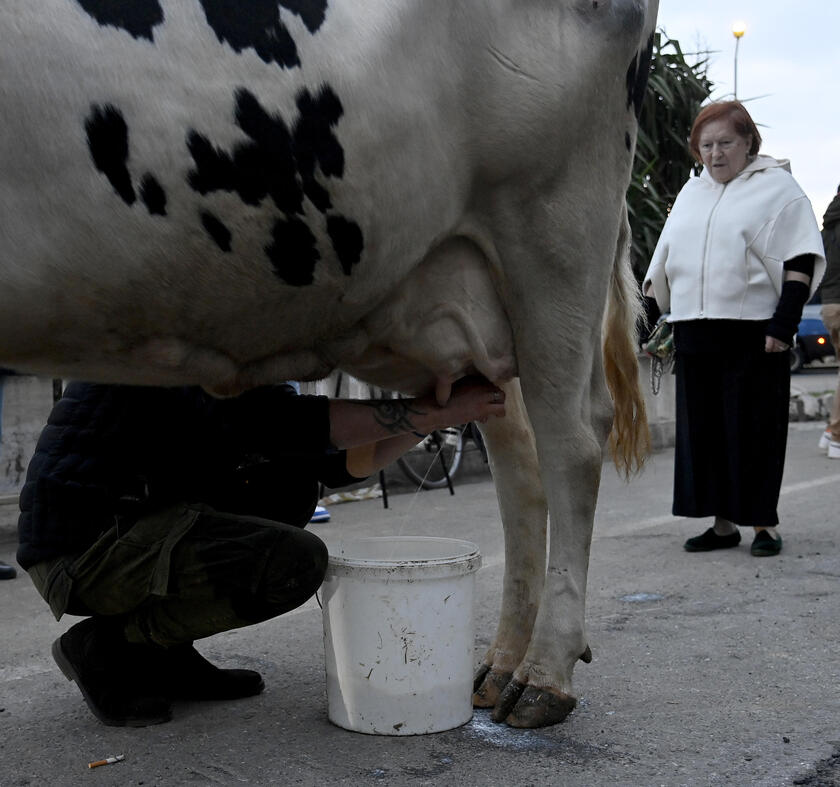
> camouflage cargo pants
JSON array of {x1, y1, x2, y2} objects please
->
[{"x1": 28, "y1": 503, "x2": 327, "y2": 647}]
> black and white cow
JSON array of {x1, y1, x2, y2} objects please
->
[{"x1": 0, "y1": 0, "x2": 658, "y2": 727}]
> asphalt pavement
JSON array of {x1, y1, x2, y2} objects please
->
[{"x1": 1, "y1": 371, "x2": 839, "y2": 786}]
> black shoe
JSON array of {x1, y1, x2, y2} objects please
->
[
  {"x1": 157, "y1": 643, "x2": 264, "y2": 701},
  {"x1": 52, "y1": 618, "x2": 172, "y2": 727},
  {"x1": 751, "y1": 530, "x2": 782, "y2": 557},
  {"x1": 684, "y1": 527, "x2": 741, "y2": 552},
  {"x1": 0, "y1": 560, "x2": 17, "y2": 580}
]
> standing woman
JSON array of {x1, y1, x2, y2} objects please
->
[{"x1": 644, "y1": 101, "x2": 825, "y2": 557}]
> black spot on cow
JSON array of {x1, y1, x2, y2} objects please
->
[
  {"x1": 625, "y1": 32, "x2": 654, "y2": 120},
  {"x1": 198, "y1": 0, "x2": 328, "y2": 70},
  {"x1": 234, "y1": 89, "x2": 302, "y2": 213},
  {"x1": 625, "y1": 131, "x2": 632, "y2": 152},
  {"x1": 327, "y1": 216, "x2": 363, "y2": 275},
  {"x1": 187, "y1": 85, "x2": 364, "y2": 284},
  {"x1": 293, "y1": 87, "x2": 345, "y2": 212},
  {"x1": 201, "y1": 211, "x2": 233, "y2": 252},
  {"x1": 85, "y1": 104, "x2": 136, "y2": 205},
  {"x1": 188, "y1": 89, "x2": 299, "y2": 214},
  {"x1": 187, "y1": 133, "x2": 238, "y2": 197},
  {"x1": 75, "y1": 0, "x2": 164, "y2": 41},
  {"x1": 140, "y1": 174, "x2": 167, "y2": 215},
  {"x1": 266, "y1": 218, "x2": 319, "y2": 285},
  {"x1": 279, "y1": 0, "x2": 328, "y2": 33}
]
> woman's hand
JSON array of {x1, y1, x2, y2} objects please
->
[{"x1": 764, "y1": 336, "x2": 790, "y2": 353}]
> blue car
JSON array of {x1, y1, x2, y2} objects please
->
[{"x1": 791, "y1": 303, "x2": 836, "y2": 373}]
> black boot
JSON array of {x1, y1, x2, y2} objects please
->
[
  {"x1": 52, "y1": 617, "x2": 172, "y2": 727},
  {"x1": 157, "y1": 643, "x2": 264, "y2": 701},
  {"x1": 0, "y1": 560, "x2": 17, "y2": 580}
]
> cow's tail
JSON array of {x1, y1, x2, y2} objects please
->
[{"x1": 603, "y1": 203, "x2": 651, "y2": 478}]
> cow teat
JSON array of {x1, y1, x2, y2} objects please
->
[{"x1": 435, "y1": 378, "x2": 453, "y2": 406}]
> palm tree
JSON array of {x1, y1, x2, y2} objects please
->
[{"x1": 629, "y1": 32, "x2": 714, "y2": 281}]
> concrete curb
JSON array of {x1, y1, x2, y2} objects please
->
[{"x1": 790, "y1": 388, "x2": 834, "y2": 422}]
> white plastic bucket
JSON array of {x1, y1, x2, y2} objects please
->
[{"x1": 321, "y1": 536, "x2": 481, "y2": 735}]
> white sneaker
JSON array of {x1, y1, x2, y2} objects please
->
[
  {"x1": 819, "y1": 429, "x2": 832, "y2": 450},
  {"x1": 309, "y1": 505, "x2": 330, "y2": 523},
  {"x1": 829, "y1": 441, "x2": 840, "y2": 460}
]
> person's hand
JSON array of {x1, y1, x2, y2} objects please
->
[
  {"x1": 764, "y1": 335, "x2": 790, "y2": 353},
  {"x1": 416, "y1": 376, "x2": 506, "y2": 429}
]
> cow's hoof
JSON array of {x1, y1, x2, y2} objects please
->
[
  {"x1": 473, "y1": 663, "x2": 490, "y2": 692},
  {"x1": 472, "y1": 665, "x2": 512, "y2": 708},
  {"x1": 491, "y1": 677, "x2": 524, "y2": 722},
  {"x1": 503, "y1": 685, "x2": 577, "y2": 729}
]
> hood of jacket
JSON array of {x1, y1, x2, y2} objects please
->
[{"x1": 697, "y1": 154, "x2": 792, "y2": 187}]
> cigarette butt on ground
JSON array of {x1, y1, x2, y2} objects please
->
[{"x1": 87, "y1": 754, "x2": 125, "y2": 769}]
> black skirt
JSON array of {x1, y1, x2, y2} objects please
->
[{"x1": 672, "y1": 322, "x2": 790, "y2": 528}]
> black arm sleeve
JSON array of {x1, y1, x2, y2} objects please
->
[
  {"x1": 191, "y1": 385, "x2": 335, "y2": 458},
  {"x1": 766, "y1": 280, "x2": 811, "y2": 345},
  {"x1": 783, "y1": 253, "x2": 816, "y2": 277}
]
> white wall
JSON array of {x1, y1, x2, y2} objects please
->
[{"x1": 0, "y1": 376, "x2": 54, "y2": 495}]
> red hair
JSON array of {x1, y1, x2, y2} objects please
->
[{"x1": 688, "y1": 101, "x2": 762, "y2": 162}]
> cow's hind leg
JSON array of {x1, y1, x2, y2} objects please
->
[
  {"x1": 491, "y1": 206, "x2": 646, "y2": 724},
  {"x1": 497, "y1": 355, "x2": 611, "y2": 729},
  {"x1": 474, "y1": 178, "x2": 627, "y2": 727},
  {"x1": 472, "y1": 379, "x2": 549, "y2": 709}
]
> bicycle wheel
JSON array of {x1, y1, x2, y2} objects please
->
[
  {"x1": 465, "y1": 422, "x2": 488, "y2": 462},
  {"x1": 397, "y1": 427, "x2": 464, "y2": 489}
]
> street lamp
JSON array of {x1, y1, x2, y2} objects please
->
[{"x1": 732, "y1": 21, "x2": 747, "y2": 99}]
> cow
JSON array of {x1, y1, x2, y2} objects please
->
[{"x1": 0, "y1": 0, "x2": 658, "y2": 728}]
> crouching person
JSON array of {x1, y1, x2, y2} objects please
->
[{"x1": 17, "y1": 378, "x2": 505, "y2": 726}]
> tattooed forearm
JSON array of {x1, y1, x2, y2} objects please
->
[{"x1": 359, "y1": 399, "x2": 426, "y2": 435}]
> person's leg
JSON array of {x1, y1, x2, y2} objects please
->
[
  {"x1": 821, "y1": 303, "x2": 840, "y2": 447},
  {"x1": 673, "y1": 352, "x2": 724, "y2": 521},
  {"x1": 675, "y1": 353, "x2": 743, "y2": 551},
  {"x1": 115, "y1": 506, "x2": 328, "y2": 648},
  {"x1": 48, "y1": 504, "x2": 327, "y2": 724},
  {"x1": 122, "y1": 508, "x2": 327, "y2": 701},
  {"x1": 741, "y1": 351, "x2": 789, "y2": 555},
  {"x1": 59, "y1": 504, "x2": 326, "y2": 643},
  {"x1": 713, "y1": 516, "x2": 737, "y2": 536},
  {"x1": 716, "y1": 348, "x2": 786, "y2": 533},
  {"x1": 29, "y1": 511, "x2": 196, "y2": 727},
  {"x1": 50, "y1": 615, "x2": 174, "y2": 727}
]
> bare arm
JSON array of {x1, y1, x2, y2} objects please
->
[{"x1": 329, "y1": 378, "x2": 506, "y2": 478}]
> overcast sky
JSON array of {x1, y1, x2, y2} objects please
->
[{"x1": 657, "y1": 0, "x2": 840, "y2": 224}]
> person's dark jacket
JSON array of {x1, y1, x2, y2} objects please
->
[
  {"x1": 17, "y1": 383, "x2": 358, "y2": 569},
  {"x1": 821, "y1": 191, "x2": 840, "y2": 304}
]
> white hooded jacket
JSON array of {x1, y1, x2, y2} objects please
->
[{"x1": 644, "y1": 155, "x2": 825, "y2": 322}]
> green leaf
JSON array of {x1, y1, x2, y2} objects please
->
[{"x1": 628, "y1": 29, "x2": 713, "y2": 280}]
